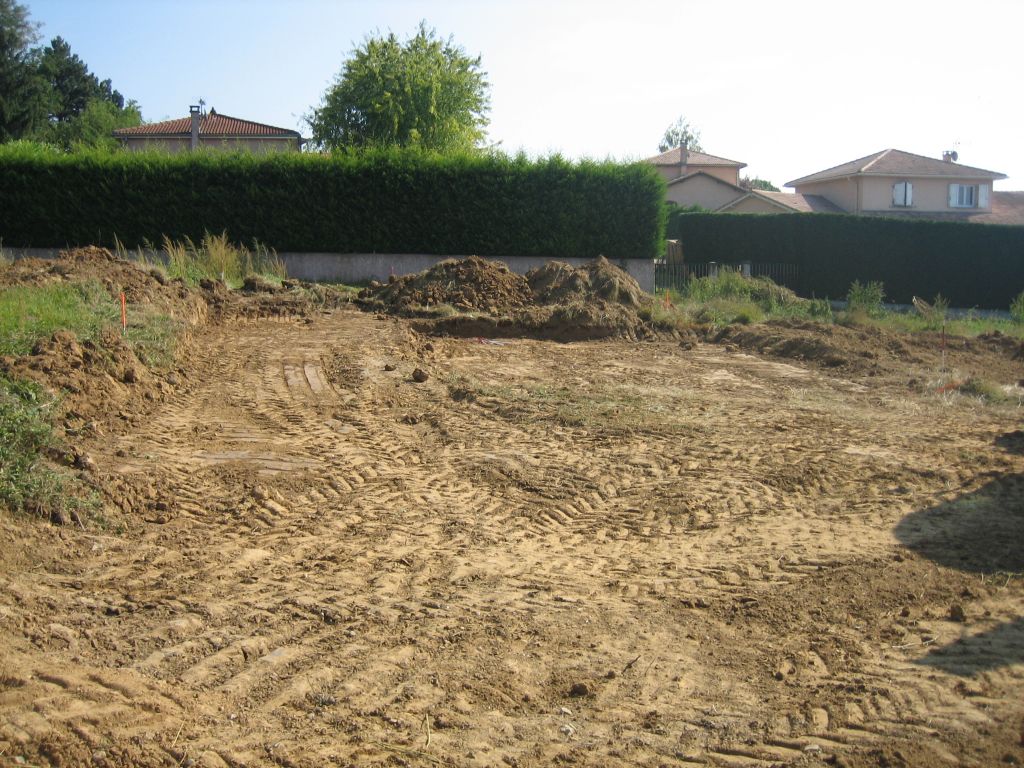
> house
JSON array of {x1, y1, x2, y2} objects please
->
[
  {"x1": 113, "y1": 106, "x2": 304, "y2": 153},
  {"x1": 647, "y1": 147, "x2": 840, "y2": 214},
  {"x1": 785, "y1": 149, "x2": 1024, "y2": 224}
]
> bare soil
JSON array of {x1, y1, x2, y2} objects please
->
[{"x1": 1, "y1": 253, "x2": 1023, "y2": 768}]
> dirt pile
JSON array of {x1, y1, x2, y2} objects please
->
[
  {"x1": 526, "y1": 256, "x2": 646, "y2": 308},
  {"x1": 0, "y1": 247, "x2": 356, "y2": 476},
  {"x1": 362, "y1": 255, "x2": 660, "y2": 341},
  {"x1": 712, "y1": 318, "x2": 1024, "y2": 389},
  {"x1": 359, "y1": 256, "x2": 534, "y2": 314}
]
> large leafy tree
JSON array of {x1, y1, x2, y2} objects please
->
[
  {"x1": 740, "y1": 176, "x2": 780, "y2": 192},
  {"x1": 38, "y1": 36, "x2": 127, "y2": 121},
  {"x1": 33, "y1": 35, "x2": 139, "y2": 148},
  {"x1": 309, "y1": 22, "x2": 489, "y2": 152},
  {"x1": 658, "y1": 116, "x2": 703, "y2": 153},
  {"x1": 0, "y1": 2, "x2": 140, "y2": 148},
  {"x1": 0, "y1": 0, "x2": 46, "y2": 141}
]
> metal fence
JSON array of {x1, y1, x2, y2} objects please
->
[{"x1": 654, "y1": 261, "x2": 800, "y2": 293}]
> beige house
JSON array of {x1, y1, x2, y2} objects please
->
[
  {"x1": 786, "y1": 149, "x2": 1014, "y2": 222},
  {"x1": 647, "y1": 147, "x2": 839, "y2": 214},
  {"x1": 113, "y1": 106, "x2": 304, "y2": 153}
]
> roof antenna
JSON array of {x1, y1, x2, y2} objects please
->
[{"x1": 198, "y1": 98, "x2": 206, "y2": 116}]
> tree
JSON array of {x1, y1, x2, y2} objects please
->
[
  {"x1": 740, "y1": 176, "x2": 780, "y2": 192},
  {"x1": 658, "y1": 116, "x2": 703, "y2": 153},
  {"x1": 308, "y1": 22, "x2": 489, "y2": 152},
  {"x1": 37, "y1": 96, "x2": 141, "y2": 150},
  {"x1": 0, "y1": 0, "x2": 46, "y2": 141},
  {"x1": 30, "y1": 35, "x2": 139, "y2": 149},
  {"x1": 38, "y1": 36, "x2": 126, "y2": 122}
]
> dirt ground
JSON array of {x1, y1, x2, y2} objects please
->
[{"x1": 1, "y1": 256, "x2": 1024, "y2": 768}]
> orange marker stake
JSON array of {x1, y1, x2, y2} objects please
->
[{"x1": 120, "y1": 292, "x2": 127, "y2": 335}]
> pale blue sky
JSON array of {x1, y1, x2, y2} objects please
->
[{"x1": 24, "y1": 0, "x2": 1024, "y2": 189}]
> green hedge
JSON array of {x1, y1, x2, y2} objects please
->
[
  {"x1": 0, "y1": 143, "x2": 666, "y2": 260},
  {"x1": 670, "y1": 212, "x2": 1024, "y2": 309}
]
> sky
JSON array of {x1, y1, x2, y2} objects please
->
[{"x1": 24, "y1": 0, "x2": 1024, "y2": 190}]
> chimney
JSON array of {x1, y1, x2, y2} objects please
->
[
  {"x1": 942, "y1": 150, "x2": 958, "y2": 163},
  {"x1": 189, "y1": 105, "x2": 201, "y2": 151},
  {"x1": 679, "y1": 145, "x2": 689, "y2": 175}
]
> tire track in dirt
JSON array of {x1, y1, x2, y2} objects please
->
[{"x1": 2, "y1": 310, "x2": 1021, "y2": 767}]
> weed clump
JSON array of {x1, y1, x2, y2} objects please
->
[
  {"x1": 160, "y1": 232, "x2": 285, "y2": 288},
  {"x1": 1011, "y1": 290, "x2": 1024, "y2": 324},
  {"x1": 847, "y1": 280, "x2": 886, "y2": 318},
  {"x1": 0, "y1": 376, "x2": 72, "y2": 520}
]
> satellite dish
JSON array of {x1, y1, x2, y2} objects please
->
[{"x1": 951, "y1": 151, "x2": 958, "y2": 162}]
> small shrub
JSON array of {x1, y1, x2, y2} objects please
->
[
  {"x1": 958, "y1": 377, "x2": 1009, "y2": 403},
  {"x1": 806, "y1": 298, "x2": 833, "y2": 321},
  {"x1": 1011, "y1": 290, "x2": 1024, "y2": 324},
  {"x1": 847, "y1": 280, "x2": 885, "y2": 317},
  {"x1": 0, "y1": 377, "x2": 66, "y2": 518}
]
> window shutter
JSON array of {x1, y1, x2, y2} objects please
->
[
  {"x1": 979, "y1": 184, "x2": 989, "y2": 208},
  {"x1": 949, "y1": 184, "x2": 957, "y2": 207},
  {"x1": 905, "y1": 182, "x2": 913, "y2": 207}
]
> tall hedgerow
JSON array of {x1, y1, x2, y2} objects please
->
[{"x1": 0, "y1": 144, "x2": 666, "y2": 260}]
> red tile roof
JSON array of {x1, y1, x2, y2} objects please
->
[
  {"x1": 113, "y1": 110, "x2": 301, "y2": 139},
  {"x1": 787, "y1": 149, "x2": 1006, "y2": 187},
  {"x1": 647, "y1": 147, "x2": 746, "y2": 168}
]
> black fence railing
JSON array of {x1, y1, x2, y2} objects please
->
[{"x1": 655, "y1": 261, "x2": 800, "y2": 293}]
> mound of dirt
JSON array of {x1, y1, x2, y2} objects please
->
[
  {"x1": 711, "y1": 318, "x2": 1024, "y2": 389},
  {"x1": 360, "y1": 256, "x2": 534, "y2": 314},
  {"x1": 363, "y1": 255, "x2": 661, "y2": 341},
  {"x1": 424, "y1": 301, "x2": 658, "y2": 342},
  {"x1": 526, "y1": 256, "x2": 645, "y2": 308},
  {"x1": 0, "y1": 247, "x2": 356, "y2": 459}
]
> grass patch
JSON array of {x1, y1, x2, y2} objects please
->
[
  {"x1": 0, "y1": 376, "x2": 78, "y2": 520},
  {"x1": 124, "y1": 310, "x2": 182, "y2": 370},
  {"x1": 446, "y1": 372, "x2": 688, "y2": 432},
  {"x1": 0, "y1": 280, "x2": 182, "y2": 368},
  {"x1": 0, "y1": 281, "x2": 116, "y2": 356},
  {"x1": 658, "y1": 271, "x2": 832, "y2": 327},
  {"x1": 160, "y1": 232, "x2": 285, "y2": 288}
]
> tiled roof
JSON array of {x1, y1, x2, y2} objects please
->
[
  {"x1": 754, "y1": 191, "x2": 844, "y2": 213},
  {"x1": 647, "y1": 147, "x2": 746, "y2": 168},
  {"x1": 114, "y1": 110, "x2": 301, "y2": 139},
  {"x1": 866, "y1": 191, "x2": 1024, "y2": 226},
  {"x1": 787, "y1": 149, "x2": 1006, "y2": 187}
]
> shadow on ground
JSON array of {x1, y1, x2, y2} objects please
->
[
  {"x1": 895, "y1": 431, "x2": 1024, "y2": 676},
  {"x1": 894, "y1": 472, "x2": 1023, "y2": 574},
  {"x1": 914, "y1": 616, "x2": 1024, "y2": 676}
]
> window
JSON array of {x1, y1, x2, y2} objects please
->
[
  {"x1": 892, "y1": 181, "x2": 913, "y2": 207},
  {"x1": 949, "y1": 183, "x2": 978, "y2": 208}
]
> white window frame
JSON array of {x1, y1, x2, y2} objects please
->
[
  {"x1": 892, "y1": 180, "x2": 913, "y2": 208},
  {"x1": 949, "y1": 183, "x2": 978, "y2": 208}
]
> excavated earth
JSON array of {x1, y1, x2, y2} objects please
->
[{"x1": 1, "y1": 253, "x2": 1023, "y2": 768}]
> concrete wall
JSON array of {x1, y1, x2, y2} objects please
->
[
  {"x1": 666, "y1": 174, "x2": 743, "y2": 210},
  {"x1": 793, "y1": 178, "x2": 860, "y2": 213},
  {"x1": 725, "y1": 194, "x2": 793, "y2": 214},
  {"x1": 123, "y1": 137, "x2": 300, "y2": 153},
  {"x1": 690, "y1": 165, "x2": 740, "y2": 185},
  {"x1": 279, "y1": 253, "x2": 655, "y2": 293},
  {"x1": 6, "y1": 247, "x2": 655, "y2": 294},
  {"x1": 859, "y1": 176, "x2": 993, "y2": 213},
  {"x1": 655, "y1": 165, "x2": 684, "y2": 182},
  {"x1": 657, "y1": 164, "x2": 739, "y2": 186}
]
